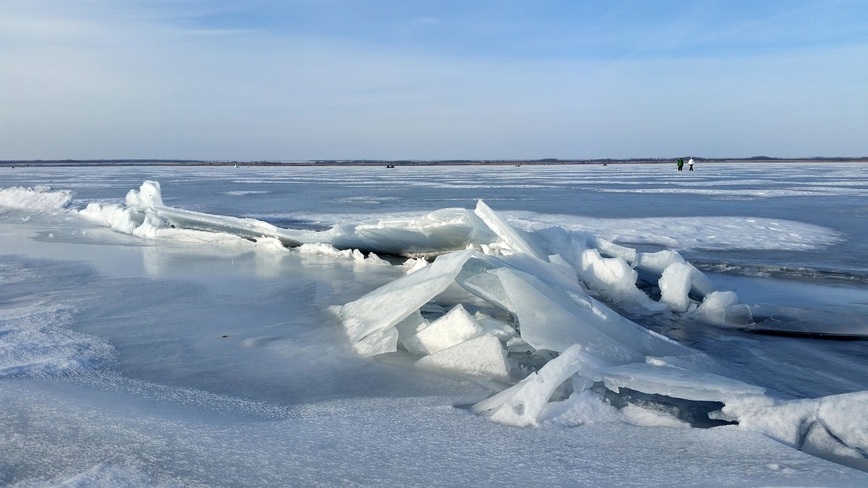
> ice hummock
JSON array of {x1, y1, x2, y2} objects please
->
[
  {"x1": 0, "y1": 185, "x2": 72, "y2": 212},
  {"x1": 25, "y1": 179, "x2": 867, "y2": 470}
]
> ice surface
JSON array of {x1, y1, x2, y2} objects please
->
[
  {"x1": 2, "y1": 164, "x2": 868, "y2": 485},
  {"x1": 0, "y1": 298, "x2": 113, "y2": 378},
  {"x1": 0, "y1": 260, "x2": 114, "y2": 378}
]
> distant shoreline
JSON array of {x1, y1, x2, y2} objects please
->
[{"x1": 2, "y1": 157, "x2": 867, "y2": 168}]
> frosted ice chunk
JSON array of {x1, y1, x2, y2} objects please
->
[
  {"x1": 620, "y1": 404, "x2": 691, "y2": 428},
  {"x1": 415, "y1": 335, "x2": 510, "y2": 381},
  {"x1": 401, "y1": 257, "x2": 429, "y2": 274},
  {"x1": 658, "y1": 262, "x2": 695, "y2": 312},
  {"x1": 125, "y1": 180, "x2": 164, "y2": 208},
  {"x1": 596, "y1": 238, "x2": 637, "y2": 262},
  {"x1": 530, "y1": 230, "x2": 663, "y2": 313},
  {"x1": 539, "y1": 389, "x2": 623, "y2": 427},
  {"x1": 254, "y1": 236, "x2": 290, "y2": 253},
  {"x1": 297, "y1": 243, "x2": 382, "y2": 262},
  {"x1": 472, "y1": 344, "x2": 585, "y2": 426},
  {"x1": 394, "y1": 310, "x2": 428, "y2": 339},
  {"x1": 635, "y1": 249, "x2": 685, "y2": 275},
  {"x1": 353, "y1": 327, "x2": 399, "y2": 357},
  {"x1": 474, "y1": 312, "x2": 518, "y2": 342},
  {"x1": 692, "y1": 291, "x2": 753, "y2": 326},
  {"x1": 722, "y1": 391, "x2": 868, "y2": 472},
  {"x1": 79, "y1": 203, "x2": 141, "y2": 234},
  {"x1": 547, "y1": 253, "x2": 580, "y2": 282},
  {"x1": 0, "y1": 185, "x2": 73, "y2": 212},
  {"x1": 578, "y1": 248, "x2": 665, "y2": 312},
  {"x1": 401, "y1": 304, "x2": 482, "y2": 356},
  {"x1": 132, "y1": 211, "x2": 168, "y2": 239},
  {"x1": 658, "y1": 262, "x2": 715, "y2": 312},
  {"x1": 338, "y1": 207, "x2": 497, "y2": 255}
]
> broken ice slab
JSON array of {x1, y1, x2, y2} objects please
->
[
  {"x1": 472, "y1": 344, "x2": 586, "y2": 426},
  {"x1": 690, "y1": 291, "x2": 754, "y2": 327},
  {"x1": 598, "y1": 362, "x2": 766, "y2": 403},
  {"x1": 156, "y1": 204, "x2": 300, "y2": 244},
  {"x1": 415, "y1": 335, "x2": 511, "y2": 382},
  {"x1": 351, "y1": 327, "x2": 399, "y2": 357},
  {"x1": 721, "y1": 390, "x2": 868, "y2": 472},
  {"x1": 474, "y1": 200, "x2": 549, "y2": 260},
  {"x1": 576, "y1": 247, "x2": 667, "y2": 313},
  {"x1": 327, "y1": 208, "x2": 498, "y2": 256},
  {"x1": 125, "y1": 181, "x2": 505, "y2": 255},
  {"x1": 336, "y1": 250, "x2": 478, "y2": 354},
  {"x1": 658, "y1": 261, "x2": 716, "y2": 312},
  {"x1": 473, "y1": 312, "x2": 518, "y2": 342},
  {"x1": 401, "y1": 304, "x2": 482, "y2": 356},
  {"x1": 474, "y1": 345, "x2": 767, "y2": 428},
  {"x1": 493, "y1": 266, "x2": 692, "y2": 361}
]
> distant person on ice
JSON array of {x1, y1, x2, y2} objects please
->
[
  {"x1": 688, "y1": 158, "x2": 694, "y2": 171},
  {"x1": 677, "y1": 158, "x2": 684, "y2": 171}
]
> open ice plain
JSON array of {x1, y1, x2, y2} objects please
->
[{"x1": 1, "y1": 162, "x2": 867, "y2": 486}]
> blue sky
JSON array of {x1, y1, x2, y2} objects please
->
[{"x1": 1, "y1": 0, "x2": 867, "y2": 160}]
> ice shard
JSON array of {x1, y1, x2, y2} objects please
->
[
  {"x1": 493, "y1": 267, "x2": 690, "y2": 361},
  {"x1": 401, "y1": 304, "x2": 482, "y2": 356},
  {"x1": 472, "y1": 344, "x2": 586, "y2": 427},
  {"x1": 474, "y1": 200, "x2": 548, "y2": 260},
  {"x1": 415, "y1": 335, "x2": 510, "y2": 382},
  {"x1": 336, "y1": 250, "x2": 477, "y2": 354},
  {"x1": 598, "y1": 362, "x2": 766, "y2": 402}
]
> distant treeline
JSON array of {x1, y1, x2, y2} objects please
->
[{"x1": 2, "y1": 157, "x2": 867, "y2": 167}]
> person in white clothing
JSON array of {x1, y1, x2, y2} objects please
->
[{"x1": 688, "y1": 158, "x2": 694, "y2": 171}]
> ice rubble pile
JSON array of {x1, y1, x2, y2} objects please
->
[
  {"x1": 0, "y1": 185, "x2": 72, "y2": 212},
  {"x1": 79, "y1": 180, "x2": 499, "y2": 255},
  {"x1": 72, "y1": 181, "x2": 868, "y2": 469}
]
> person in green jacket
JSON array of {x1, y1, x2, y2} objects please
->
[{"x1": 677, "y1": 158, "x2": 684, "y2": 171}]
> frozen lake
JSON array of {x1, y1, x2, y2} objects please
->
[{"x1": 2, "y1": 162, "x2": 867, "y2": 486}]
